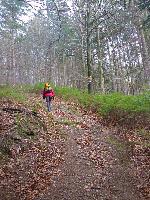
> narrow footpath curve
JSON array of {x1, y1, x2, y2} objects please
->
[{"x1": 36, "y1": 97, "x2": 144, "y2": 200}]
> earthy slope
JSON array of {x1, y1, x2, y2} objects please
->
[
  {"x1": 0, "y1": 95, "x2": 149, "y2": 200},
  {"x1": 0, "y1": 98, "x2": 65, "y2": 200},
  {"x1": 36, "y1": 95, "x2": 149, "y2": 200}
]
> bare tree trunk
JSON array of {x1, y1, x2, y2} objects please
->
[
  {"x1": 9, "y1": 29, "x2": 16, "y2": 85},
  {"x1": 86, "y1": 2, "x2": 92, "y2": 94},
  {"x1": 96, "y1": 28, "x2": 105, "y2": 93},
  {"x1": 106, "y1": 38, "x2": 114, "y2": 91},
  {"x1": 138, "y1": 28, "x2": 150, "y2": 84}
]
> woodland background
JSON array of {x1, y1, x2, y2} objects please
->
[{"x1": 0, "y1": 0, "x2": 150, "y2": 94}]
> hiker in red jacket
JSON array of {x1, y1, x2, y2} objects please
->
[{"x1": 43, "y1": 83, "x2": 55, "y2": 112}]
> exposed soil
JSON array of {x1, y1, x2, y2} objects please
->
[
  {"x1": 36, "y1": 96, "x2": 148, "y2": 200},
  {"x1": 0, "y1": 96, "x2": 149, "y2": 200}
]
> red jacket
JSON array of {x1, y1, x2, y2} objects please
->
[{"x1": 43, "y1": 88, "x2": 55, "y2": 98}]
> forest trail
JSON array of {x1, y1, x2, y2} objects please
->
[
  {"x1": 34, "y1": 96, "x2": 144, "y2": 200},
  {"x1": 1, "y1": 94, "x2": 148, "y2": 200}
]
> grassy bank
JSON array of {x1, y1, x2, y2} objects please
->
[
  {"x1": 54, "y1": 86, "x2": 150, "y2": 114},
  {"x1": 54, "y1": 86, "x2": 150, "y2": 128},
  {"x1": 0, "y1": 85, "x2": 27, "y2": 102},
  {"x1": 0, "y1": 83, "x2": 44, "y2": 102},
  {"x1": 1, "y1": 83, "x2": 150, "y2": 126}
]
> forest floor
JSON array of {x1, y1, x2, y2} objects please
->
[{"x1": 0, "y1": 94, "x2": 150, "y2": 200}]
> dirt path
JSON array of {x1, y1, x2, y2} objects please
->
[{"x1": 36, "y1": 97, "x2": 144, "y2": 200}]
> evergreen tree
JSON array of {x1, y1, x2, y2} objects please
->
[{"x1": 138, "y1": 0, "x2": 150, "y2": 28}]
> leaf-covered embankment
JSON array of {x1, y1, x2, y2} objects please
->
[
  {"x1": 0, "y1": 84, "x2": 150, "y2": 199},
  {"x1": 54, "y1": 86, "x2": 150, "y2": 199},
  {"x1": 54, "y1": 87, "x2": 150, "y2": 126},
  {"x1": 0, "y1": 89, "x2": 65, "y2": 200}
]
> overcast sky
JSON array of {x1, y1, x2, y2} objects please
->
[{"x1": 21, "y1": 0, "x2": 72, "y2": 22}]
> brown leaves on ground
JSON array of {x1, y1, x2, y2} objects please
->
[
  {"x1": 0, "y1": 98, "x2": 65, "y2": 200},
  {"x1": 52, "y1": 97, "x2": 150, "y2": 199},
  {"x1": 102, "y1": 124, "x2": 150, "y2": 199},
  {"x1": 0, "y1": 95, "x2": 149, "y2": 200}
]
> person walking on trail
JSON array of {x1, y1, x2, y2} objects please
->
[{"x1": 43, "y1": 83, "x2": 55, "y2": 112}]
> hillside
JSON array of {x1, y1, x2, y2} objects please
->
[{"x1": 0, "y1": 86, "x2": 150, "y2": 200}]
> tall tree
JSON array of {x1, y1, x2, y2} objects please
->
[
  {"x1": 0, "y1": 0, "x2": 27, "y2": 83},
  {"x1": 0, "y1": 0, "x2": 149, "y2": 93}
]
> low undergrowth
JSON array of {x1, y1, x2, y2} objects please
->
[
  {"x1": 1, "y1": 83, "x2": 149, "y2": 128},
  {"x1": 0, "y1": 85, "x2": 27, "y2": 102},
  {"x1": 0, "y1": 86, "x2": 65, "y2": 200},
  {"x1": 0, "y1": 83, "x2": 150, "y2": 199},
  {"x1": 54, "y1": 86, "x2": 150, "y2": 128}
]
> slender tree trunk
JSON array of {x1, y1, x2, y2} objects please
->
[
  {"x1": 106, "y1": 38, "x2": 114, "y2": 91},
  {"x1": 86, "y1": 2, "x2": 92, "y2": 93},
  {"x1": 10, "y1": 29, "x2": 16, "y2": 85},
  {"x1": 96, "y1": 27, "x2": 105, "y2": 93},
  {"x1": 138, "y1": 28, "x2": 150, "y2": 84}
]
